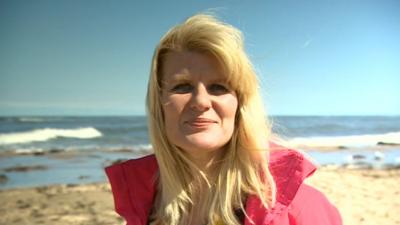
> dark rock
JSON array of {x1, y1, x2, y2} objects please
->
[
  {"x1": 0, "y1": 174, "x2": 8, "y2": 184},
  {"x1": 111, "y1": 158, "x2": 127, "y2": 165},
  {"x1": 102, "y1": 158, "x2": 128, "y2": 167},
  {"x1": 67, "y1": 183, "x2": 78, "y2": 188},
  {"x1": 78, "y1": 175, "x2": 90, "y2": 180},
  {"x1": 3, "y1": 165, "x2": 48, "y2": 172},
  {"x1": 352, "y1": 154, "x2": 366, "y2": 160},
  {"x1": 33, "y1": 151, "x2": 45, "y2": 156},
  {"x1": 377, "y1": 142, "x2": 400, "y2": 146},
  {"x1": 17, "y1": 200, "x2": 31, "y2": 209},
  {"x1": 49, "y1": 148, "x2": 64, "y2": 154}
]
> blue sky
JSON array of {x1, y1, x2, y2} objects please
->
[{"x1": 1, "y1": 0, "x2": 399, "y2": 116}]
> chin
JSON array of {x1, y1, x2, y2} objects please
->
[
  {"x1": 189, "y1": 143, "x2": 221, "y2": 152},
  {"x1": 184, "y1": 136, "x2": 228, "y2": 152}
]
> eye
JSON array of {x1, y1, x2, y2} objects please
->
[
  {"x1": 208, "y1": 83, "x2": 230, "y2": 95},
  {"x1": 171, "y1": 83, "x2": 193, "y2": 93}
]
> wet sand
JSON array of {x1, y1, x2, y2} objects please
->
[{"x1": 1, "y1": 167, "x2": 399, "y2": 225}]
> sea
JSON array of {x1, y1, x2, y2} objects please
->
[{"x1": 0, "y1": 116, "x2": 399, "y2": 189}]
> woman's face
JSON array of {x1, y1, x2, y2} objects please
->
[{"x1": 161, "y1": 51, "x2": 238, "y2": 160}]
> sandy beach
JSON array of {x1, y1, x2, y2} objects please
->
[
  {"x1": 307, "y1": 167, "x2": 400, "y2": 225},
  {"x1": 0, "y1": 167, "x2": 399, "y2": 225}
]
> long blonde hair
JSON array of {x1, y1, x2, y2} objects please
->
[{"x1": 146, "y1": 13, "x2": 276, "y2": 225}]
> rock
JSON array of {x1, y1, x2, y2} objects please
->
[
  {"x1": 377, "y1": 142, "x2": 400, "y2": 146},
  {"x1": 78, "y1": 175, "x2": 90, "y2": 180},
  {"x1": 49, "y1": 148, "x2": 64, "y2": 154},
  {"x1": 102, "y1": 158, "x2": 128, "y2": 167},
  {"x1": 352, "y1": 154, "x2": 366, "y2": 160},
  {"x1": 3, "y1": 165, "x2": 48, "y2": 172},
  {"x1": 0, "y1": 174, "x2": 8, "y2": 184},
  {"x1": 33, "y1": 151, "x2": 45, "y2": 156}
]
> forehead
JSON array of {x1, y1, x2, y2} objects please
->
[{"x1": 160, "y1": 51, "x2": 226, "y2": 82}]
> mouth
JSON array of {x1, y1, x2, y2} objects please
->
[{"x1": 185, "y1": 118, "x2": 217, "y2": 128}]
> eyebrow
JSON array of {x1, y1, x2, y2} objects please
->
[
  {"x1": 171, "y1": 73, "x2": 191, "y2": 82},
  {"x1": 162, "y1": 71, "x2": 230, "y2": 90},
  {"x1": 160, "y1": 74, "x2": 189, "y2": 88},
  {"x1": 168, "y1": 74, "x2": 227, "y2": 83}
]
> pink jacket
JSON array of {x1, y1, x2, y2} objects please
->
[{"x1": 105, "y1": 148, "x2": 342, "y2": 225}]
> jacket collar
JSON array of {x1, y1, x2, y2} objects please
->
[
  {"x1": 119, "y1": 145, "x2": 316, "y2": 224},
  {"x1": 245, "y1": 145, "x2": 316, "y2": 224}
]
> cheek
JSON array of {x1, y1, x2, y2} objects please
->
[
  {"x1": 164, "y1": 95, "x2": 185, "y2": 112},
  {"x1": 162, "y1": 95, "x2": 187, "y2": 127},
  {"x1": 162, "y1": 102, "x2": 178, "y2": 144},
  {"x1": 219, "y1": 95, "x2": 239, "y2": 120},
  {"x1": 162, "y1": 103, "x2": 178, "y2": 128},
  {"x1": 162, "y1": 96, "x2": 189, "y2": 147}
]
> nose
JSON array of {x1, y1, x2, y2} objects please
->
[{"x1": 190, "y1": 84, "x2": 211, "y2": 112}]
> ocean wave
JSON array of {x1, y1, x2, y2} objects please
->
[
  {"x1": 17, "y1": 117, "x2": 46, "y2": 123},
  {"x1": 14, "y1": 148, "x2": 46, "y2": 154},
  {"x1": 289, "y1": 131, "x2": 400, "y2": 148},
  {"x1": 105, "y1": 144, "x2": 152, "y2": 151},
  {"x1": 0, "y1": 127, "x2": 102, "y2": 145}
]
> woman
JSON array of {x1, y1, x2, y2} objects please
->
[{"x1": 106, "y1": 14, "x2": 342, "y2": 225}]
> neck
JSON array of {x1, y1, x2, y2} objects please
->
[
  {"x1": 187, "y1": 148, "x2": 224, "y2": 173},
  {"x1": 184, "y1": 150, "x2": 225, "y2": 225}
]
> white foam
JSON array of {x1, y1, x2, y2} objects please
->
[
  {"x1": 135, "y1": 144, "x2": 153, "y2": 151},
  {"x1": 0, "y1": 127, "x2": 102, "y2": 145},
  {"x1": 289, "y1": 131, "x2": 400, "y2": 148},
  {"x1": 14, "y1": 148, "x2": 45, "y2": 154},
  {"x1": 18, "y1": 117, "x2": 45, "y2": 122}
]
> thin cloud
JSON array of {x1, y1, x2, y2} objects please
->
[{"x1": 301, "y1": 38, "x2": 313, "y2": 48}]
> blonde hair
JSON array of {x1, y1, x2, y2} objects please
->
[{"x1": 146, "y1": 13, "x2": 276, "y2": 225}]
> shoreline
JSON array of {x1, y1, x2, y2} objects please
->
[{"x1": 1, "y1": 146, "x2": 400, "y2": 190}]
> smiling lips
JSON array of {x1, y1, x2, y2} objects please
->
[{"x1": 186, "y1": 118, "x2": 216, "y2": 129}]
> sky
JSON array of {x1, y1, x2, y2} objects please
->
[{"x1": 1, "y1": 0, "x2": 399, "y2": 116}]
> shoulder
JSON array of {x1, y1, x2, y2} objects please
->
[
  {"x1": 268, "y1": 146, "x2": 317, "y2": 205},
  {"x1": 105, "y1": 154, "x2": 158, "y2": 180},
  {"x1": 266, "y1": 145, "x2": 342, "y2": 224},
  {"x1": 105, "y1": 154, "x2": 158, "y2": 193},
  {"x1": 104, "y1": 154, "x2": 158, "y2": 224},
  {"x1": 288, "y1": 183, "x2": 342, "y2": 224},
  {"x1": 269, "y1": 144, "x2": 315, "y2": 174}
]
